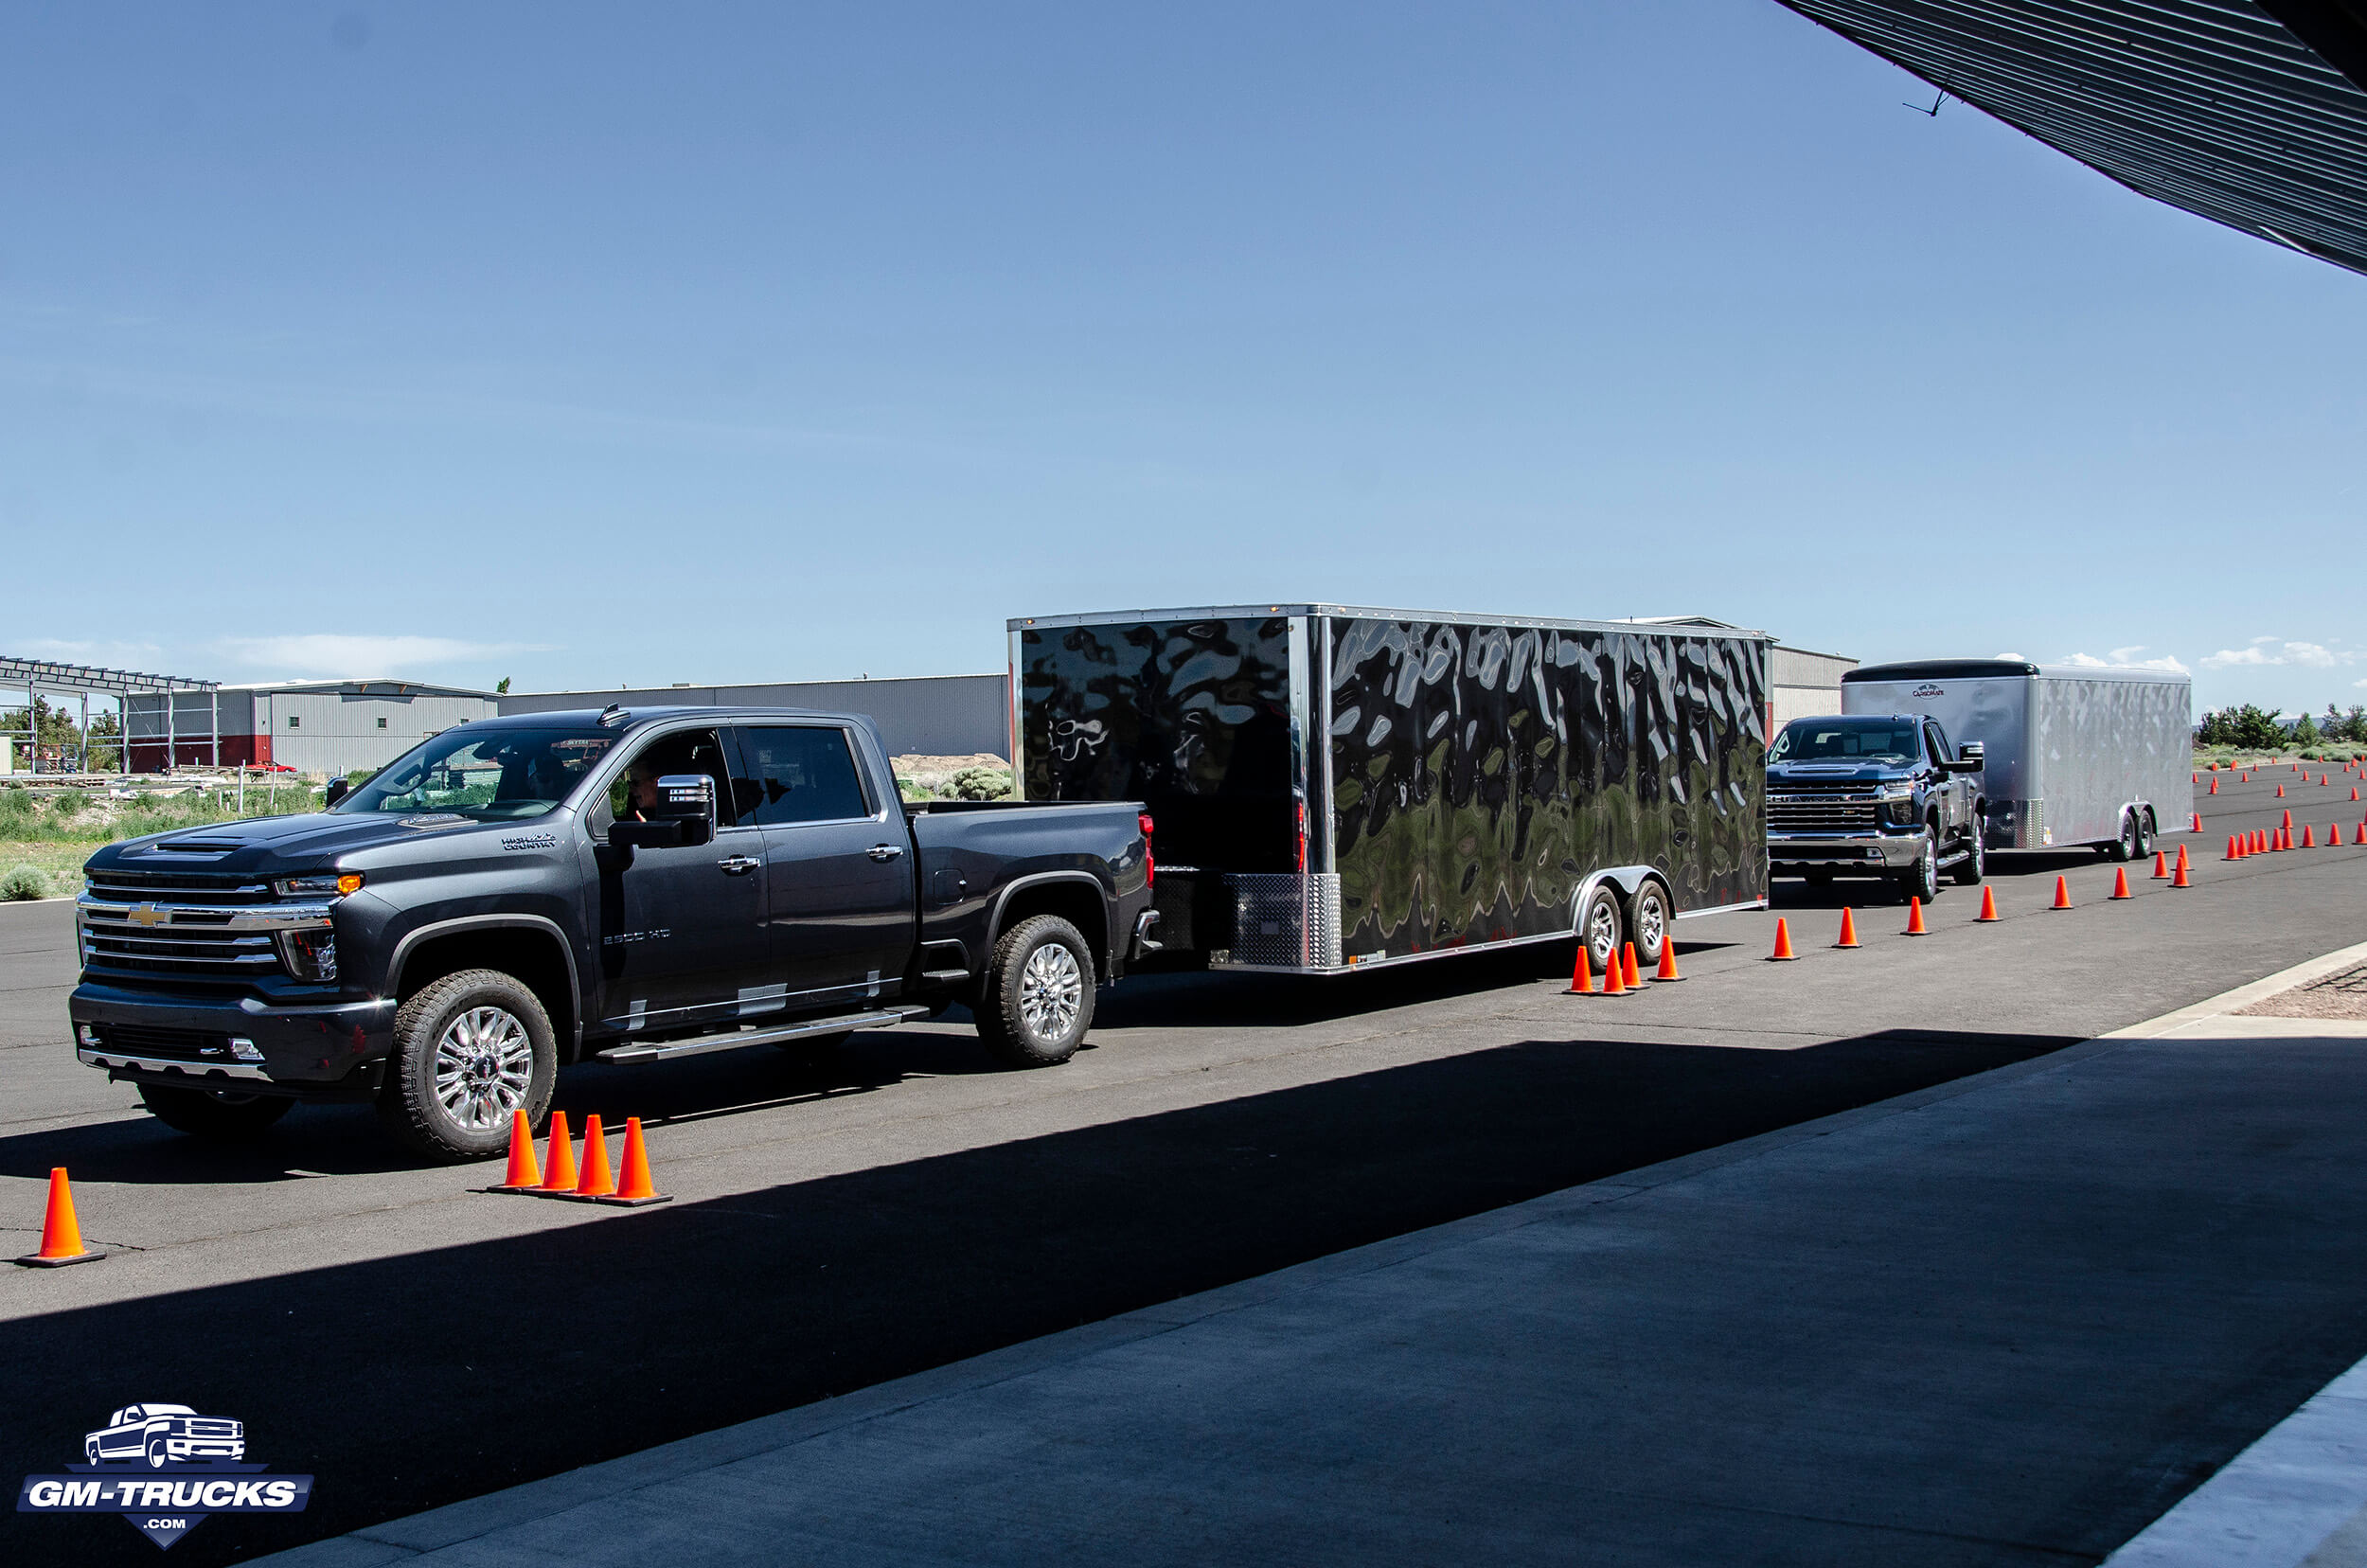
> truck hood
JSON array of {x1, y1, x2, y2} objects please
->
[
  {"x1": 88, "y1": 811, "x2": 515, "y2": 877},
  {"x1": 1766, "y1": 761, "x2": 1912, "y2": 788}
]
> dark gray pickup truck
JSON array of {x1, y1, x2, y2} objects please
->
[{"x1": 69, "y1": 706, "x2": 1155, "y2": 1160}]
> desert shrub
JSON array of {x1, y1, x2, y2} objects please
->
[
  {"x1": 0, "y1": 864, "x2": 48, "y2": 900},
  {"x1": 949, "y1": 767, "x2": 1014, "y2": 801}
]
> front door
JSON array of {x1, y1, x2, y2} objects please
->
[
  {"x1": 590, "y1": 725, "x2": 771, "y2": 1032},
  {"x1": 731, "y1": 723, "x2": 916, "y2": 1008}
]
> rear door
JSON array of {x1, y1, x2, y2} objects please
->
[{"x1": 730, "y1": 723, "x2": 916, "y2": 1008}]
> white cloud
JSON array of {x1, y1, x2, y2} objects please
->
[
  {"x1": 218, "y1": 634, "x2": 555, "y2": 676},
  {"x1": 2058, "y1": 650, "x2": 2190, "y2": 673},
  {"x1": 2200, "y1": 638, "x2": 2360, "y2": 671},
  {"x1": 17, "y1": 636, "x2": 167, "y2": 665},
  {"x1": 1993, "y1": 651, "x2": 2026, "y2": 661},
  {"x1": 2109, "y1": 645, "x2": 2148, "y2": 663}
]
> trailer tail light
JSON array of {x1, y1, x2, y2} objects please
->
[
  {"x1": 1139, "y1": 812, "x2": 1154, "y2": 886},
  {"x1": 1296, "y1": 799, "x2": 1308, "y2": 874}
]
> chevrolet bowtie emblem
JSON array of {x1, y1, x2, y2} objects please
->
[{"x1": 128, "y1": 903, "x2": 165, "y2": 928}]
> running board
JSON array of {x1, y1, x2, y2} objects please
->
[{"x1": 595, "y1": 1006, "x2": 931, "y2": 1064}]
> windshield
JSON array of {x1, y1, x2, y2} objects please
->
[
  {"x1": 1771, "y1": 720, "x2": 1920, "y2": 765},
  {"x1": 333, "y1": 726, "x2": 619, "y2": 820}
]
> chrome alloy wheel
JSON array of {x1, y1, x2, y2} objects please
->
[
  {"x1": 1634, "y1": 889, "x2": 1666, "y2": 957},
  {"x1": 1586, "y1": 896, "x2": 1620, "y2": 969},
  {"x1": 1017, "y1": 942, "x2": 1084, "y2": 1041},
  {"x1": 432, "y1": 1006, "x2": 535, "y2": 1131}
]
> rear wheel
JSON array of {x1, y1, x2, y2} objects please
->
[
  {"x1": 1628, "y1": 880, "x2": 1671, "y2": 966},
  {"x1": 977, "y1": 915, "x2": 1095, "y2": 1068},
  {"x1": 2132, "y1": 811, "x2": 2154, "y2": 860},
  {"x1": 1951, "y1": 821, "x2": 1986, "y2": 886},
  {"x1": 137, "y1": 1084, "x2": 293, "y2": 1141}
]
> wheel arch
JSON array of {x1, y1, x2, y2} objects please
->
[
  {"x1": 987, "y1": 873, "x2": 1112, "y2": 980},
  {"x1": 386, "y1": 917, "x2": 580, "y2": 1060}
]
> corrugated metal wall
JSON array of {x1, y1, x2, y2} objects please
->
[
  {"x1": 265, "y1": 691, "x2": 500, "y2": 776},
  {"x1": 498, "y1": 674, "x2": 1010, "y2": 759}
]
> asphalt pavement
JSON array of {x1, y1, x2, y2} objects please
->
[{"x1": 4, "y1": 765, "x2": 2364, "y2": 1563}]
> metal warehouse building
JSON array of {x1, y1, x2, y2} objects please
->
[{"x1": 126, "y1": 680, "x2": 498, "y2": 775}]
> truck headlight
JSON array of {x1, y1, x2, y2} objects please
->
[
  {"x1": 1879, "y1": 789, "x2": 1918, "y2": 826},
  {"x1": 276, "y1": 872, "x2": 363, "y2": 897},
  {"x1": 274, "y1": 928, "x2": 339, "y2": 983}
]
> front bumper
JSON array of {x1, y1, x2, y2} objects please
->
[
  {"x1": 164, "y1": 1437, "x2": 245, "y2": 1461},
  {"x1": 69, "y1": 982, "x2": 397, "y2": 1098},
  {"x1": 1769, "y1": 833, "x2": 1925, "y2": 872}
]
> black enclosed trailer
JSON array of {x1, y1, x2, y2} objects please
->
[{"x1": 1010, "y1": 606, "x2": 1771, "y2": 976}]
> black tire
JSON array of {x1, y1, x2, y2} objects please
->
[
  {"x1": 146, "y1": 1436, "x2": 167, "y2": 1470},
  {"x1": 1895, "y1": 824, "x2": 1940, "y2": 903},
  {"x1": 1951, "y1": 820, "x2": 1985, "y2": 886},
  {"x1": 84, "y1": 1438, "x2": 99, "y2": 1466},
  {"x1": 136, "y1": 1083, "x2": 293, "y2": 1141},
  {"x1": 1576, "y1": 882, "x2": 1624, "y2": 979},
  {"x1": 976, "y1": 915, "x2": 1095, "y2": 1068},
  {"x1": 2132, "y1": 811, "x2": 2154, "y2": 861},
  {"x1": 376, "y1": 969, "x2": 557, "y2": 1163},
  {"x1": 1628, "y1": 880, "x2": 1672, "y2": 966},
  {"x1": 2110, "y1": 811, "x2": 2138, "y2": 863}
]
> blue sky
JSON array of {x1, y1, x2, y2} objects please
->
[{"x1": 4, "y1": 3, "x2": 2362, "y2": 718}]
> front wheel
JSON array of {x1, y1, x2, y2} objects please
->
[
  {"x1": 1896, "y1": 826, "x2": 1940, "y2": 903},
  {"x1": 2132, "y1": 811, "x2": 2154, "y2": 860},
  {"x1": 977, "y1": 915, "x2": 1096, "y2": 1068},
  {"x1": 377, "y1": 969, "x2": 557, "y2": 1163},
  {"x1": 146, "y1": 1437, "x2": 168, "y2": 1470},
  {"x1": 137, "y1": 1084, "x2": 293, "y2": 1141},
  {"x1": 1576, "y1": 883, "x2": 1624, "y2": 979}
]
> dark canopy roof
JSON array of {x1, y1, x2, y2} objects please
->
[{"x1": 1775, "y1": 0, "x2": 2367, "y2": 274}]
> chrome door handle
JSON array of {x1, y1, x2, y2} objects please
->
[
  {"x1": 717, "y1": 855, "x2": 760, "y2": 875},
  {"x1": 867, "y1": 844, "x2": 904, "y2": 862}
]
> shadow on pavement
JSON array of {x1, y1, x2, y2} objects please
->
[{"x1": 2, "y1": 1025, "x2": 2074, "y2": 1565}]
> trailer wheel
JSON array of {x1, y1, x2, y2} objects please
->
[
  {"x1": 977, "y1": 915, "x2": 1095, "y2": 1069},
  {"x1": 1628, "y1": 880, "x2": 1671, "y2": 967},
  {"x1": 1576, "y1": 884, "x2": 1623, "y2": 978},
  {"x1": 2132, "y1": 811, "x2": 2154, "y2": 860},
  {"x1": 2109, "y1": 811, "x2": 2139, "y2": 862}
]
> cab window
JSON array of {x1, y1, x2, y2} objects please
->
[
  {"x1": 732, "y1": 726, "x2": 872, "y2": 826},
  {"x1": 594, "y1": 728, "x2": 739, "y2": 841}
]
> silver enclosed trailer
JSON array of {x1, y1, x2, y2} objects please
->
[
  {"x1": 1840, "y1": 660, "x2": 2193, "y2": 853},
  {"x1": 1010, "y1": 605, "x2": 1772, "y2": 976}
]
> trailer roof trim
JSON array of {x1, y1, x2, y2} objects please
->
[
  {"x1": 1008, "y1": 605, "x2": 1774, "y2": 640},
  {"x1": 1846, "y1": 658, "x2": 2189, "y2": 685}
]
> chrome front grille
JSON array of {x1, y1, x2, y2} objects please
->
[
  {"x1": 85, "y1": 868, "x2": 277, "y2": 906},
  {"x1": 77, "y1": 891, "x2": 333, "y2": 983},
  {"x1": 1768, "y1": 795, "x2": 1880, "y2": 833}
]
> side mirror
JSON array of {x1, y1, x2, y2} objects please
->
[
  {"x1": 1949, "y1": 742, "x2": 1984, "y2": 774},
  {"x1": 324, "y1": 777, "x2": 351, "y2": 808},
  {"x1": 611, "y1": 774, "x2": 717, "y2": 849}
]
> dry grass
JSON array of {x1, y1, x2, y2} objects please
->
[{"x1": 2238, "y1": 964, "x2": 2367, "y2": 1022}]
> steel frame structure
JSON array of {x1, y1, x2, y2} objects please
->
[{"x1": 0, "y1": 656, "x2": 220, "y2": 776}]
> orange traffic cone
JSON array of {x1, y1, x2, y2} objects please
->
[
  {"x1": 2283, "y1": 809, "x2": 2294, "y2": 832},
  {"x1": 2277, "y1": 784, "x2": 2286, "y2": 798},
  {"x1": 2303, "y1": 826, "x2": 2316, "y2": 847},
  {"x1": 2334, "y1": 823, "x2": 2348, "y2": 846},
  {"x1": 2172, "y1": 856, "x2": 2193, "y2": 888},
  {"x1": 2190, "y1": 812, "x2": 2202, "y2": 832},
  {"x1": 596, "y1": 1117, "x2": 671, "y2": 1207},
  {"x1": 2177, "y1": 842, "x2": 2191, "y2": 873},
  {"x1": 1904, "y1": 897, "x2": 1929, "y2": 936},
  {"x1": 2051, "y1": 875, "x2": 2073, "y2": 910},
  {"x1": 533, "y1": 1111, "x2": 579, "y2": 1195},
  {"x1": 2353, "y1": 788, "x2": 2360, "y2": 802},
  {"x1": 2279, "y1": 828, "x2": 2292, "y2": 852},
  {"x1": 1653, "y1": 939, "x2": 1684, "y2": 982},
  {"x1": 1566, "y1": 944, "x2": 1593, "y2": 994},
  {"x1": 1600, "y1": 944, "x2": 1628, "y2": 994},
  {"x1": 1834, "y1": 907, "x2": 1860, "y2": 948},
  {"x1": 1622, "y1": 942, "x2": 1642, "y2": 990},
  {"x1": 570, "y1": 1114, "x2": 616, "y2": 1199},
  {"x1": 1976, "y1": 885, "x2": 2000, "y2": 922},
  {"x1": 493, "y1": 1110, "x2": 543, "y2": 1192},
  {"x1": 2226, "y1": 834, "x2": 2240, "y2": 861},
  {"x1": 2150, "y1": 850, "x2": 2168, "y2": 880},
  {"x1": 2323, "y1": 775, "x2": 2331, "y2": 787},
  {"x1": 1770, "y1": 918, "x2": 1800, "y2": 960},
  {"x1": 2109, "y1": 866, "x2": 2131, "y2": 900},
  {"x1": 2209, "y1": 776, "x2": 2218, "y2": 795},
  {"x1": 16, "y1": 1167, "x2": 103, "y2": 1267}
]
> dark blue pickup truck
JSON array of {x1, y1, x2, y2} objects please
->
[{"x1": 69, "y1": 706, "x2": 1155, "y2": 1160}]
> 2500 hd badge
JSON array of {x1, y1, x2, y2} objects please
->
[{"x1": 17, "y1": 1403, "x2": 311, "y2": 1550}]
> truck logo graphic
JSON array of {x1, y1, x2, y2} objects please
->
[
  {"x1": 1911, "y1": 684, "x2": 1946, "y2": 698},
  {"x1": 127, "y1": 903, "x2": 167, "y2": 928},
  {"x1": 18, "y1": 1403, "x2": 311, "y2": 1550}
]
